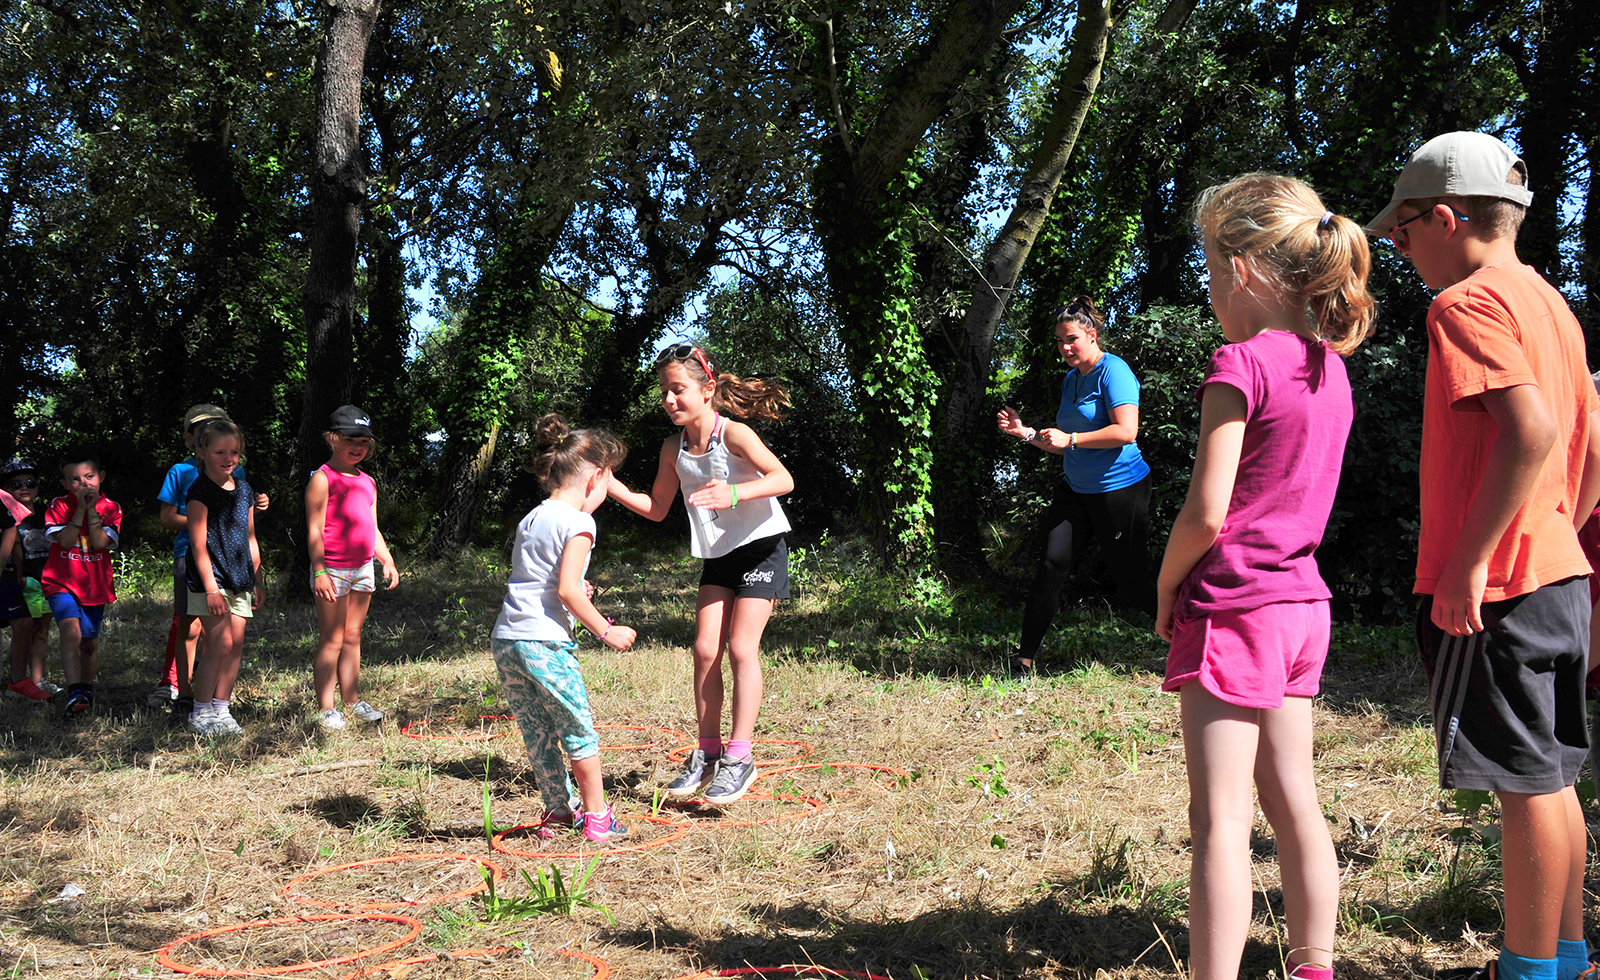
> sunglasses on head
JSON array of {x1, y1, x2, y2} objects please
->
[
  {"x1": 658, "y1": 344, "x2": 715, "y2": 380},
  {"x1": 6, "y1": 477, "x2": 37, "y2": 490},
  {"x1": 1052, "y1": 302, "x2": 1088, "y2": 321}
]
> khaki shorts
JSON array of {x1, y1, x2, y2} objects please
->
[{"x1": 187, "y1": 589, "x2": 255, "y2": 618}]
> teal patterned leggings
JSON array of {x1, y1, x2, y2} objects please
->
[{"x1": 490, "y1": 638, "x2": 600, "y2": 812}]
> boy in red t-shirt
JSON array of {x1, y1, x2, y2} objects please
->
[
  {"x1": 41, "y1": 451, "x2": 123, "y2": 717},
  {"x1": 1368, "y1": 132, "x2": 1600, "y2": 980}
]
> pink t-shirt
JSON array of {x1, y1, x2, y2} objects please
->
[
  {"x1": 1175, "y1": 330, "x2": 1353, "y2": 616},
  {"x1": 317, "y1": 464, "x2": 377, "y2": 568}
]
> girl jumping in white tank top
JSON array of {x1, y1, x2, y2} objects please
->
[{"x1": 608, "y1": 344, "x2": 794, "y2": 805}]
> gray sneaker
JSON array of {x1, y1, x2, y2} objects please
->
[
  {"x1": 318, "y1": 708, "x2": 346, "y2": 731},
  {"x1": 186, "y1": 714, "x2": 224, "y2": 736},
  {"x1": 213, "y1": 711, "x2": 244, "y2": 735},
  {"x1": 703, "y1": 756, "x2": 757, "y2": 805},
  {"x1": 665, "y1": 749, "x2": 718, "y2": 798},
  {"x1": 350, "y1": 700, "x2": 385, "y2": 723}
]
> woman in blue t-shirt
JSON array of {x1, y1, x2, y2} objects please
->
[{"x1": 997, "y1": 295, "x2": 1155, "y2": 680}]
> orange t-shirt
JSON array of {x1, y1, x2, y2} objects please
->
[{"x1": 1416, "y1": 263, "x2": 1597, "y2": 600}]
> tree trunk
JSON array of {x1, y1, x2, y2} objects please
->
[
  {"x1": 430, "y1": 422, "x2": 500, "y2": 556},
  {"x1": 289, "y1": 0, "x2": 380, "y2": 589},
  {"x1": 932, "y1": 0, "x2": 1128, "y2": 569}
]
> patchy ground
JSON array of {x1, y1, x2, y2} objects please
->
[{"x1": 0, "y1": 539, "x2": 1568, "y2": 979}]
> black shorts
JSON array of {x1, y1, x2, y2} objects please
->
[
  {"x1": 1, "y1": 578, "x2": 25, "y2": 621},
  {"x1": 700, "y1": 534, "x2": 789, "y2": 600},
  {"x1": 1416, "y1": 576, "x2": 1590, "y2": 794}
]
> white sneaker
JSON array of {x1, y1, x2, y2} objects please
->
[
  {"x1": 318, "y1": 708, "x2": 346, "y2": 730},
  {"x1": 214, "y1": 711, "x2": 244, "y2": 735},
  {"x1": 38, "y1": 680, "x2": 62, "y2": 695},
  {"x1": 146, "y1": 684, "x2": 177, "y2": 708},
  {"x1": 186, "y1": 714, "x2": 223, "y2": 736},
  {"x1": 350, "y1": 700, "x2": 385, "y2": 723}
]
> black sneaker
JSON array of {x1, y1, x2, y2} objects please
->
[
  {"x1": 1435, "y1": 961, "x2": 1496, "y2": 980},
  {"x1": 703, "y1": 755, "x2": 757, "y2": 805},
  {"x1": 1008, "y1": 656, "x2": 1036, "y2": 685},
  {"x1": 665, "y1": 749, "x2": 719, "y2": 798},
  {"x1": 170, "y1": 695, "x2": 194, "y2": 722},
  {"x1": 62, "y1": 687, "x2": 93, "y2": 719}
]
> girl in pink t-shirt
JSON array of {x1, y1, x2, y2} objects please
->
[
  {"x1": 306, "y1": 405, "x2": 399, "y2": 731},
  {"x1": 1154, "y1": 174, "x2": 1375, "y2": 980}
]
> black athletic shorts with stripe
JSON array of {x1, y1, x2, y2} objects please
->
[{"x1": 1415, "y1": 575, "x2": 1590, "y2": 795}]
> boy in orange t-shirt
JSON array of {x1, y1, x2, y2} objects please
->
[{"x1": 1368, "y1": 132, "x2": 1600, "y2": 980}]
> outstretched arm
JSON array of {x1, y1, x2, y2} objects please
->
[{"x1": 607, "y1": 439, "x2": 681, "y2": 522}]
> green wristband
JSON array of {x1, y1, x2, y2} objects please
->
[
  {"x1": 313, "y1": 569, "x2": 330, "y2": 578},
  {"x1": 730, "y1": 484, "x2": 739, "y2": 508}
]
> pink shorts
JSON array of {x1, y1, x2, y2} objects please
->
[{"x1": 1163, "y1": 599, "x2": 1331, "y2": 709}]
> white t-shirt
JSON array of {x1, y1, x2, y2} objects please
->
[{"x1": 492, "y1": 500, "x2": 595, "y2": 642}]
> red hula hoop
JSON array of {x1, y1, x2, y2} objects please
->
[
  {"x1": 154, "y1": 912, "x2": 423, "y2": 977},
  {"x1": 336, "y1": 946, "x2": 610, "y2": 980},
  {"x1": 596, "y1": 723, "x2": 690, "y2": 751},
  {"x1": 666, "y1": 739, "x2": 814, "y2": 767},
  {"x1": 663, "y1": 790, "x2": 825, "y2": 829},
  {"x1": 281, "y1": 853, "x2": 504, "y2": 911},
  {"x1": 493, "y1": 812, "x2": 689, "y2": 859},
  {"x1": 399, "y1": 715, "x2": 519, "y2": 741}
]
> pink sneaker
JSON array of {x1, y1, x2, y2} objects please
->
[
  {"x1": 535, "y1": 807, "x2": 578, "y2": 839},
  {"x1": 6, "y1": 678, "x2": 50, "y2": 702},
  {"x1": 580, "y1": 805, "x2": 629, "y2": 842}
]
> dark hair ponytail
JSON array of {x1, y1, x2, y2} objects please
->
[
  {"x1": 656, "y1": 345, "x2": 791, "y2": 422},
  {"x1": 1055, "y1": 294, "x2": 1104, "y2": 333},
  {"x1": 529, "y1": 414, "x2": 628, "y2": 491}
]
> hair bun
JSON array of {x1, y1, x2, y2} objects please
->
[{"x1": 534, "y1": 413, "x2": 570, "y2": 452}]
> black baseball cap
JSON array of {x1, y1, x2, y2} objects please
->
[
  {"x1": 329, "y1": 405, "x2": 375, "y2": 438},
  {"x1": 1, "y1": 458, "x2": 38, "y2": 480}
]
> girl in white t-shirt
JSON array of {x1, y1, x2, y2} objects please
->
[{"x1": 491, "y1": 415, "x2": 637, "y2": 842}]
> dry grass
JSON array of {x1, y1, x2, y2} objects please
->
[{"x1": 0, "y1": 536, "x2": 1585, "y2": 979}]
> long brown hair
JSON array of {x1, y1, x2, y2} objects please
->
[
  {"x1": 655, "y1": 344, "x2": 791, "y2": 422},
  {"x1": 1193, "y1": 173, "x2": 1376, "y2": 355},
  {"x1": 528, "y1": 414, "x2": 628, "y2": 492}
]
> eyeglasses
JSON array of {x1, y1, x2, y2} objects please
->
[
  {"x1": 1052, "y1": 302, "x2": 1088, "y2": 322},
  {"x1": 1389, "y1": 205, "x2": 1469, "y2": 249},
  {"x1": 5, "y1": 478, "x2": 37, "y2": 490},
  {"x1": 657, "y1": 344, "x2": 715, "y2": 380}
]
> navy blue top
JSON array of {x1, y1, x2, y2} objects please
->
[
  {"x1": 185, "y1": 474, "x2": 255, "y2": 594},
  {"x1": 1054, "y1": 352, "x2": 1151, "y2": 494}
]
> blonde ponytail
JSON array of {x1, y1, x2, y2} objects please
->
[{"x1": 1193, "y1": 173, "x2": 1376, "y2": 355}]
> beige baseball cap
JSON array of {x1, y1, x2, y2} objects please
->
[
  {"x1": 182, "y1": 404, "x2": 231, "y2": 429},
  {"x1": 1364, "y1": 131, "x2": 1533, "y2": 236}
]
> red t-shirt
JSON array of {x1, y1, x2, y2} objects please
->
[
  {"x1": 1416, "y1": 263, "x2": 1596, "y2": 601},
  {"x1": 41, "y1": 494, "x2": 123, "y2": 605}
]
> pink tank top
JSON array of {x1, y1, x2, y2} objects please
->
[{"x1": 318, "y1": 464, "x2": 377, "y2": 568}]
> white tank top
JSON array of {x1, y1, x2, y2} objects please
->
[{"x1": 676, "y1": 416, "x2": 790, "y2": 559}]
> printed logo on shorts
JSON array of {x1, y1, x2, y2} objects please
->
[{"x1": 743, "y1": 569, "x2": 775, "y2": 585}]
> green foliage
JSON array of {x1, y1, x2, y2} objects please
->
[
  {"x1": 476, "y1": 857, "x2": 614, "y2": 924},
  {"x1": 967, "y1": 756, "x2": 1010, "y2": 798}
]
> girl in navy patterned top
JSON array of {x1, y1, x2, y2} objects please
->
[{"x1": 184, "y1": 419, "x2": 262, "y2": 736}]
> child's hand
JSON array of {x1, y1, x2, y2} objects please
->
[
  {"x1": 252, "y1": 585, "x2": 265, "y2": 610},
  {"x1": 996, "y1": 406, "x2": 1025, "y2": 437},
  {"x1": 1034, "y1": 428, "x2": 1070, "y2": 450},
  {"x1": 583, "y1": 579, "x2": 594, "y2": 601},
  {"x1": 687, "y1": 479, "x2": 733, "y2": 510},
  {"x1": 312, "y1": 571, "x2": 338, "y2": 603},
  {"x1": 380, "y1": 559, "x2": 400, "y2": 590},
  {"x1": 76, "y1": 485, "x2": 98, "y2": 505},
  {"x1": 603, "y1": 624, "x2": 637, "y2": 651},
  {"x1": 1154, "y1": 586, "x2": 1178, "y2": 641},
  {"x1": 206, "y1": 591, "x2": 228, "y2": 617},
  {"x1": 255, "y1": 493, "x2": 270, "y2": 511},
  {"x1": 605, "y1": 472, "x2": 629, "y2": 497}
]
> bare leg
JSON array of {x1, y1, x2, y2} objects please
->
[
  {"x1": 1254, "y1": 696, "x2": 1337, "y2": 968},
  {"x1": 1181, "y1": 684, "x2": 1262, "y2": 980},
  {"x1": 176, "y1": 615, "x2": 202, "y2": 696},
  {"x1": 725, "y1": 596, "x2": 773, "y2": 745},
  {"x1": 58, "y1": 617, "x2": 84, "y2": 685},
  {"x1": 192, "y1": 615, "x2": 243, "y2": 703},
  {"x1": 338, "y1": 591, "x2": 374, "y2": 705},
  {"x1": 8, "y1": 616, "x2": 30, "y2": 681},
  {"x1": 26, "y1": 615, "x2": 49, "y2": 682},
  {"x1": 571, "y1": 755, "x2": 606, "y2": 814},
  {"x1": 691, "y1": 586, "x2": 735, "y2": 742},
  {"x1": 313, "y1": 593, "x2": 349, "y2": 711},
  {"x1": 1500, "y1": 788, "x2": 1578, "y2": 959},
  {"x1": 1559, "y1": 786, "x2": 1586, "y2": 942}
]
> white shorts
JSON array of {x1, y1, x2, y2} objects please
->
[{"x1": 313, "y1": 561, "x2": 375, "y2": 598}]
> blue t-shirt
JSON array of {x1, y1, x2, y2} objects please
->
[
  {"x1": 1054, "y1": 351, "x2": 1151, "y2": 494},
  {"x1": 158, "y1": 458, "x2": 248, "y2": 558}
]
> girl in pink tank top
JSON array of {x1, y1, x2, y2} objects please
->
[
  {"x1": 305, "y1": 405, "x2": 399, "y2": 731},
  {"x1": 1155, "y1": 176, "x2": 1376, "y2": 980}
]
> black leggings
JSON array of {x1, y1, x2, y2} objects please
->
[{"x1": 1018, "y1": 475, "x2": 1154, "y2": 658}]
